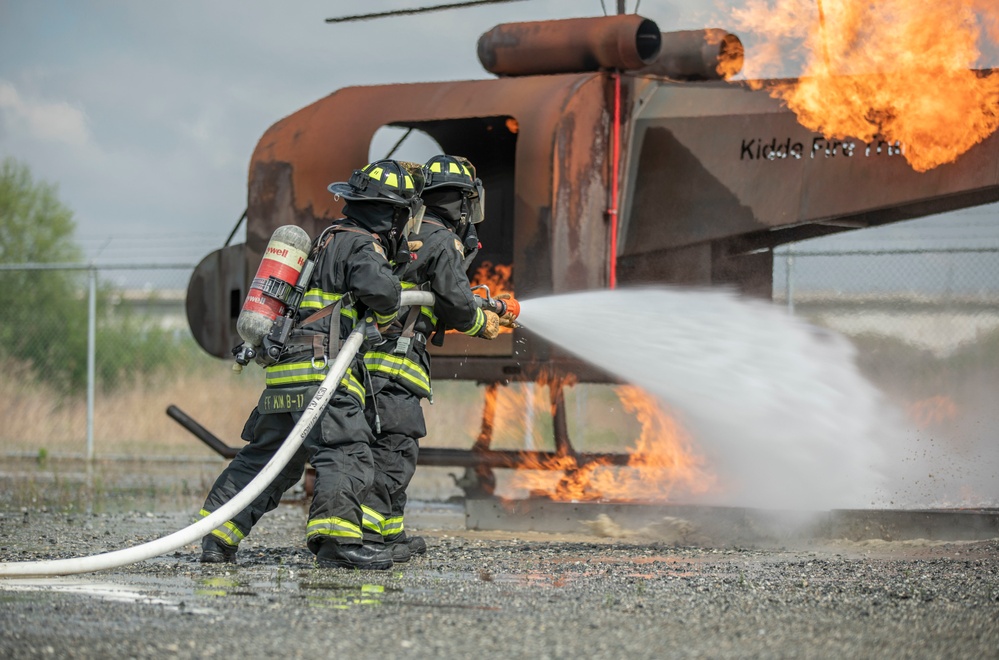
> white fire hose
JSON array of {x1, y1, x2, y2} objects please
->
[{"x1": 0, "y1": 290, "x2": 435, "y2": 578}]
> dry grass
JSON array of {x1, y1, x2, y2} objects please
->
[
  {"x1": 0, "y1": 358, "x2": 262, "y2": 457},
  {"x1": 1, "y1": 357, "x2": 641, "y2": 460}
]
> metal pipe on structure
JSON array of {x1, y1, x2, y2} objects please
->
[
  {"x1": 637, "y1": 28, "x2": 745, "y2": 81},
  {"x1": 0, "y1": 290, "x2": 435, "y2": 578},
  {"x1": 477, "y1": 15, "x2": 662, "y2": 76}
]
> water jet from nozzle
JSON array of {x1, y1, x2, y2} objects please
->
[{"x1": 515, "y1": 286, "x2": 909, "y2": 511}]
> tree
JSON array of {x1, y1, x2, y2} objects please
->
[
  {"x1": 0, "y1": 157, "x2": 81, "y2": 264},
  {"x1": 1, "y1": 157, "x2": 196, "y2": 393},
  {"x1": 0, "y1": 158, "x2": 100, "y2": 392}
]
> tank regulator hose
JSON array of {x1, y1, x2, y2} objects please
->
[{"x1": 0, "y1": 290, "x2": 435, "y2": 578}]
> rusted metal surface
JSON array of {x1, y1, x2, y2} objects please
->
[
  {"x1": 184, "y1": 243, "x2": 247, "y2": 359},
  {"x1": 182, "y1": 15, "x2": 999, "y2": 471},
  {"x1": 477, "y1": 15, "x2": 661, "y2": 76},
  {"x1": 188, "y1": 15, "x2": 999, "y2": 367},
  {"x1": 638, "y1": 29, "x2": 744, "y2": 81}
]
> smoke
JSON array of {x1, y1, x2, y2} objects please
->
[{"x1": 518, "y1": 287, "x2": 909, "y2": 511}]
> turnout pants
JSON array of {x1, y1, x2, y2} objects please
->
[
  {"x1": 361, "y1": 379, "x2": 426, "y2": 544},
  {"x1": 200, "y1": 385, "x2": 374, "y2": 553}
]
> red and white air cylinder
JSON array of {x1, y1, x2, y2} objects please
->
[{"x1": 236, "y1": 225, "x2": 312, "y2": 348}]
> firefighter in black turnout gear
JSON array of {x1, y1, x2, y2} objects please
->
[
  {"x1": 199, "y1": 160, "x2": 424, "y2": 570},
  {"x1": 361, "y1": 155, "x2": 505, "y2": 561}
]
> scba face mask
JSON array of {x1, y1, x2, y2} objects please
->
[{"x1": 389, "y1": 199, "x2": 425, "y2": 264}]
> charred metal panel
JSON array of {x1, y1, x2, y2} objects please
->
[
  {"x1": 616, "y1": 242, "x2": 712, "y2": 287},
  {"x1": 619, "y1": 78, "x2": 999, "y2": 257},
  {"x1": 550, "y1": 76, "x2": 613, "y2": 292},
  {"x1": 185, "y1": 243, "x2": 248, "y2": 358}
]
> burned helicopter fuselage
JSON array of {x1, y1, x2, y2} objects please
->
[{"x1": 184, "y1": 15, "x2": 999, "y2": 469}]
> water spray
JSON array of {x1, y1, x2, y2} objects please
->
[{"x1": 0, "y1": 290, "x2": 435, "y2": 578}]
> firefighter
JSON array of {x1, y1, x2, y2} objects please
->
[
  {"x1": 198, "y1": 160, "x2": 424, "y2": 570},
  {"x1": 361, "y1": 154, "x2": 509, "y2": 562}
]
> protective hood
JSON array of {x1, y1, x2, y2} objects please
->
[
  {"x1": 422, "y1": 189, "x2": 465, "y2": 228},
  {"x1": 343, "y1": 200, "x2": 396, "y2": 236}
]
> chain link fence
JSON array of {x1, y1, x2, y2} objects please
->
[
  {"x1": 773, "y1": 247, "x2": 999, "y2": 458},
  {"x1": 0, "y1": 263, "x2": 261, "y2": 463},
  {"x1": 2, "y1": 248, "x2": 997, "y2": 462},
  {"x1": 774, "y1": 247, "x2": 999, "y2": 356}
]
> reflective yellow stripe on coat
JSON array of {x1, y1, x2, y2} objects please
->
[
  {"x1": 400, "y1": 281, "x2": 437, "y2": 327},
  {"x1": 299, "y1": 289, "x2": 358, "y2": 319},
  {"x1": 363, "y1": 352, "x2": 431, "y2": 397},
  {"x1": 264, "y1": 365, "x2": 366, "y2": 405}
]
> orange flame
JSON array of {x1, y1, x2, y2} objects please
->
[
  {"x1": 908, "y1": 395, "x2": 959, "y2": 427},
  {"x1": 505, "y1": 384, "x2": 717, "y2": 502},
  {"x1": 469, "y1": 260, "x2": 513, "y2": 299},
  {"x1": 450, "y1": 261, "x2": 515, "y2": 334},
  {"x1": 732, "y1": 0, "x2": 999, "y2": 171}
]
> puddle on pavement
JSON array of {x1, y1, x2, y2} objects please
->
[
  {"x1": 194, "y1": 575, "x2": 259, "y2": 597},
  {"x1": 0, "y1": 554, "x2": 696, "y2": 615},
  {"x1": 304, "y1": 583, "x2": 388, "y2": 609},
  {"x1": 0, "y1": 577, "x2": 215, "y2": 614}
]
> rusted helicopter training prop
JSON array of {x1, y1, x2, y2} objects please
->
[{"x1": 179, "y1": 15, "x2": 999, "y2": 492}]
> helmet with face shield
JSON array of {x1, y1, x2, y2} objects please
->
[
  {"x1": 328, "y1": 159, "x2": 425, "y2": 263},
  {"x1": 421, "y1": 155, "x2": 484, "y2": 244}
]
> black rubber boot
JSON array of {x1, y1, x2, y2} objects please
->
[
  {"x1": 406, "y1": 535, "x2": 427, "y2": 556},
  {"x1": 387, "y1": 534, "x2": 426, "y2": 562},
  {"x1": 199, "y1": 536, "x2": 237, "y2": 564},
  {"x1": 390, "y1": 542, "x2": 412, "y2": 563},
  {"x1": 316, "y1": 542, "x2": 393, "y2": 570}
]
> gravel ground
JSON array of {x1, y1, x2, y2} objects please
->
[{"x1": 1, "y1": 504, "x2": 997, "y2": 660}]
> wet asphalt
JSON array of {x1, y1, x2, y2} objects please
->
[{"x1": 1, "y1": 505, "x2": 997, "y2": 659}]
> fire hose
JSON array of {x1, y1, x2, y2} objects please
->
[{"x1": 0, "y1": 290, "x2": 436, "y2": 578}]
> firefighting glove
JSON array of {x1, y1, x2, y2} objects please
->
[
  {"x1": 494, "y1": 293, "x2": 518, "y2": 328},
  {"x1": 407, "y1": 240, "x2": 423, "y2": 252},
  {"x1": 479, "y1": 310, "x2": 501, "y2": 340}
]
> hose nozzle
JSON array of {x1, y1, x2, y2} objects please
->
[
  {"x1": 471, "y1": 285, "x2": 520, "y2": 325},
  {"x1": 496, "y1": 295, "x2": 520, "y2": 320}
]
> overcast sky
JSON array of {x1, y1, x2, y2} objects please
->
[{"x1": 1, "y1": 0, "x2": 997, "y2": 267}]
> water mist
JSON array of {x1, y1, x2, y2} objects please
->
[{"x1": 516, "y1": 286, "x2": 909, "y2": 511}]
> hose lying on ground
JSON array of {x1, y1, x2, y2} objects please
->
[{"x1": 0, "y1": 291, "x2": 435, "y2": 578}]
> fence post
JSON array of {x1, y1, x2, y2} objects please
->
[
  {"x1": 86, "y1": 266, "x2": 96, "y2": 461},
  {"x1": 785, "y1": 247, "x2": 795, "y2": 314}
]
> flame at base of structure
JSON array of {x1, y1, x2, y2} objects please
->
[{"x1": 504, "y1": 385, "x2": 718, "y2": 503}]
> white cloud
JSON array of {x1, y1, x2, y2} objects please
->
[{"x1": 0, "y1": 80, "x2": 91, "y2": 147}]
